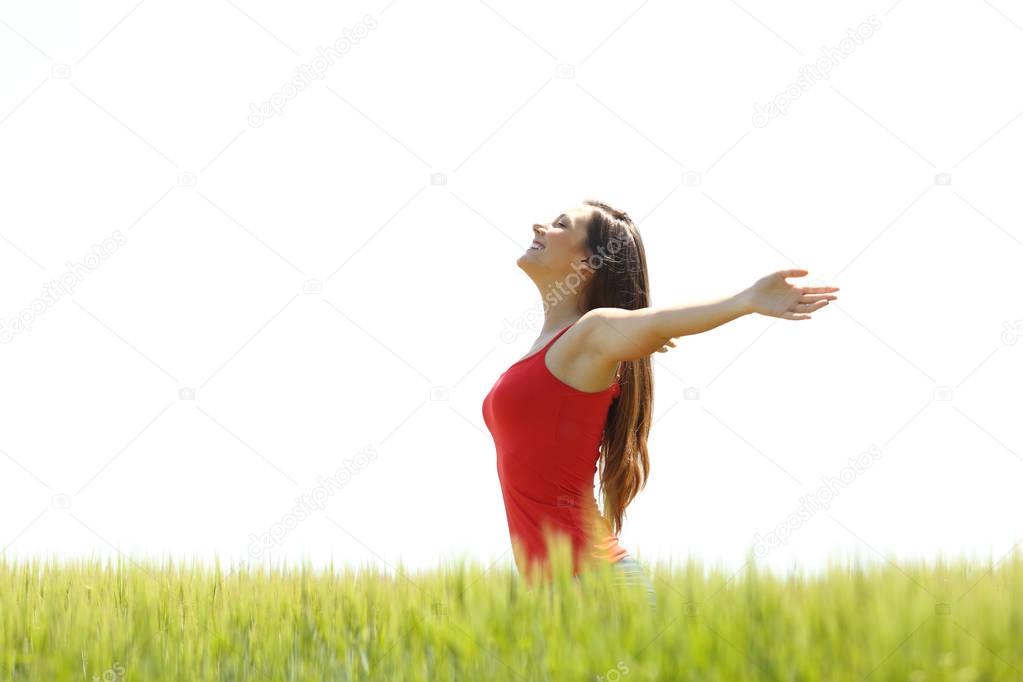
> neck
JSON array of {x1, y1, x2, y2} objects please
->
[{"x1": 531, "y1": 273, "x2": 588, "y2": 335}]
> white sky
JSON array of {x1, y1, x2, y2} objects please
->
[{"x1": 2, "y1": 0, "x2": 1021, "y2": 580}]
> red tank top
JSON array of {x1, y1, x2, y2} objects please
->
[{"x1": 482, "y1": 320, "x2": 629, "y2": 583}]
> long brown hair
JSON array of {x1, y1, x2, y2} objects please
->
[{"x1": 578, "y1": 198, "x2": 653, "y2": 537}]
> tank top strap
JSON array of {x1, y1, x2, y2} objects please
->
[
  {"x1": 547, "y1": 322, "x2": 622, "y2": 395},
  {"x1": 552, "y1": 322, "x2": 575, "y2": 343},
  {"x1": 539, "y1": 322, "x2": 576, "y2": 355}
]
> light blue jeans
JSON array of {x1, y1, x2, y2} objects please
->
[
  {"x1": 612, "y1": 555, "x2": 658, "y2": 609},
  {"x1": 571, "y1": 556, "x2": 658, "y2": 609}
]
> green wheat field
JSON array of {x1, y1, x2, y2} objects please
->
[{"x1": 2, "y1": 545, "x2": 1021, "y2": 681}]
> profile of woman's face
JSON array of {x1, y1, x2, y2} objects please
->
[{"x1": 517, "y1": 206, "x2": 593, "y2": 280}]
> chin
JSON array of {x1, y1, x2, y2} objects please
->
[{"x1": 515, "y1": 258, "x2": 541, "y2": 280}]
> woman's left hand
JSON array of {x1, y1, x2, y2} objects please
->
[{"x1": 744, "y1": 269, "x2": 839, "y2": 320}]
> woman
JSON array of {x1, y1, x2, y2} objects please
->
[{"x1": 481, "y1": 199, "x2": 839, "y2": 607}]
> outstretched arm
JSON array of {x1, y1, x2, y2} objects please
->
[{"x1": 578, "y1": 269, "x2": 839, "y2": 363}]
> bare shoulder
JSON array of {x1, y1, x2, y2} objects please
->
[
  {"x1": 565, "y1": 307, "x2": 628, "y2": 357},
  {"x1": 545, "y1": 312, "x2": 621, "y2": 392},
  {"x1": 572, "y1": 306, "x2": 668, "y2": 363}
]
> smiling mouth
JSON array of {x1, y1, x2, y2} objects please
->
[{"x1": 528, "y1": 241, "x2": 545, "y2": 251}]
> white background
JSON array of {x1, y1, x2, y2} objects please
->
[{"x1": 1, "y1": 0, "x2": 1021, "y2": 580}]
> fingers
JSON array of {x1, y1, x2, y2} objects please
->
[
  {"x1": 799, "y1": 294, "x2": 838, "y2": 303},
  {"x1": 782, "y1": 299, "x2": 830, "y2": 319},
  {"x1": 801, "y1": 286, "x2": 840, "y2": 294}
]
